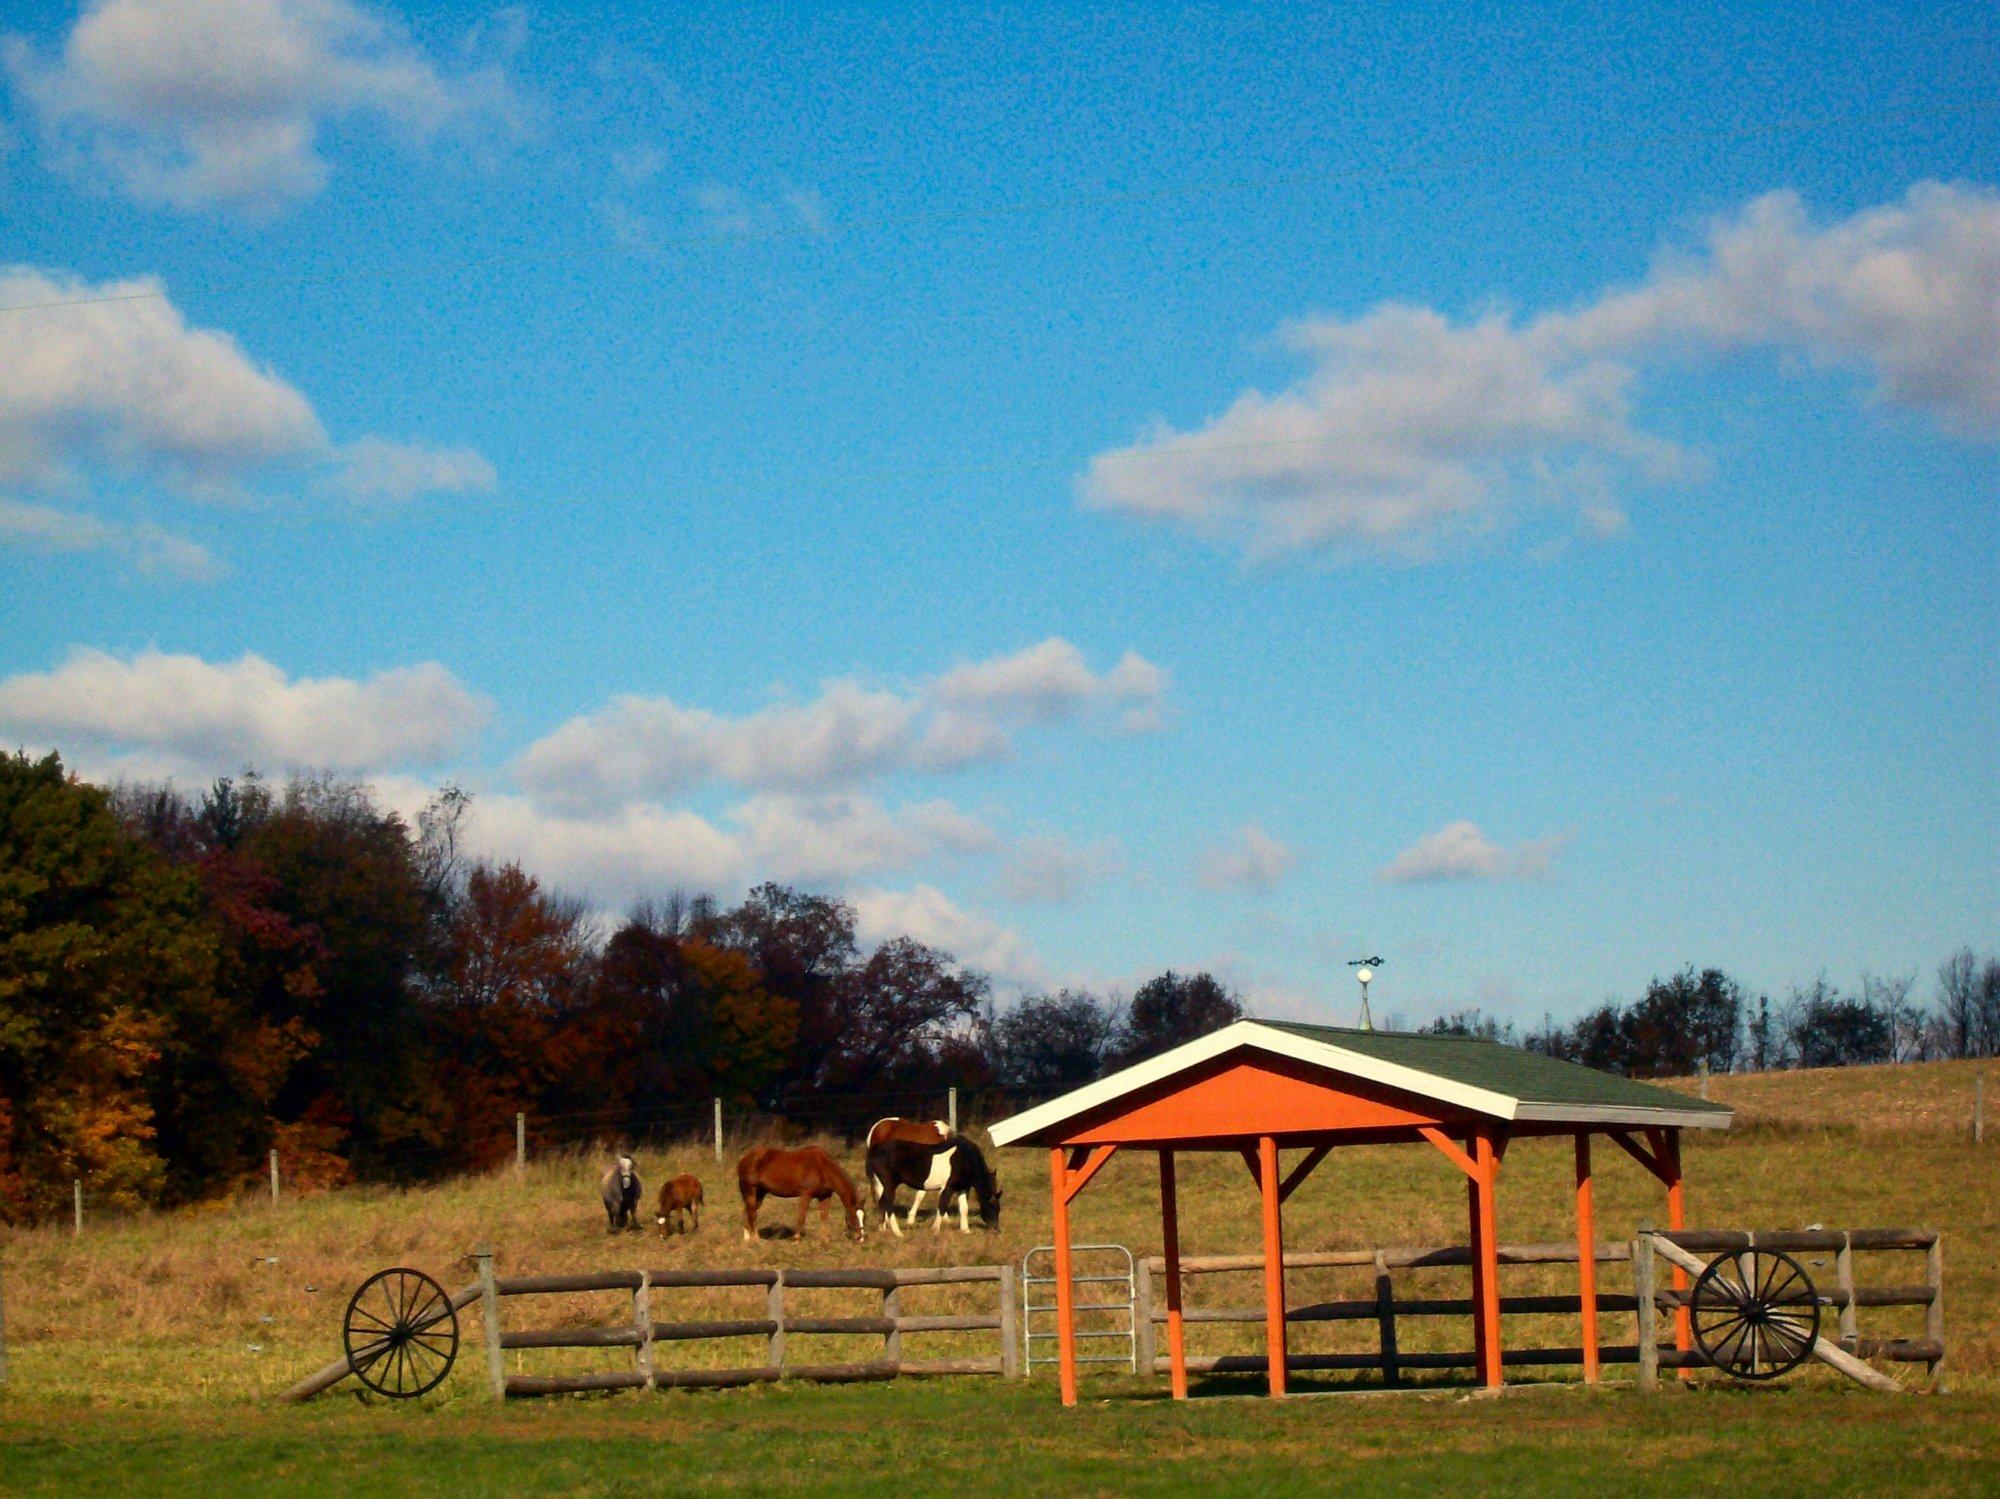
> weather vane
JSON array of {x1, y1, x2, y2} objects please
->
[{"x1": 1346, "y1": 956, "x2": 1384, "y2": 1031}]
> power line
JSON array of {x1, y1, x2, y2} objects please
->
[{"x1": 1, "y1": 98, "x2": 1989, "y2": 318}]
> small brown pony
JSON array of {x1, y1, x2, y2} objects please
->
[
  {"x1": 736, "y1": 1146, "x2": 864, "y2": 1242},
  {"x1": 655, "y1": 1174, "x2": 704, "y2": 1236}
]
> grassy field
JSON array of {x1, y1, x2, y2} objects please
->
[{"x1": 1, "y1": 1056, "x2": 1994, "y2": 1493}]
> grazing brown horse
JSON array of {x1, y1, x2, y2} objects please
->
[
  {"x1": 655, "y1": 1174, "x2": 704, "y2": 1236},
  {"x1": 865, "y1": 1117, "x2": 950, "y2": 1153},
  {"x1": 737, "y1": 1146, "x2": 864, "y2": 1242}
]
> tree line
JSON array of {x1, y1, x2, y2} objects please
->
[
  {"x1": 3, "y1": 749, "x2": 1989, "y2": 1225},
  {"x1": 1417, "y1": 960, "x2": 2000, "y2": 1075},
  {"x1": 0, "y1": 752, "x2": 1244, "y2": 1224}
]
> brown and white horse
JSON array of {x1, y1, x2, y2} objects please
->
[
  {"x1": 656, "y1": 1173, "x2": 704, "y2": 1235},
  {"x1": 866, "y1": 1134, "x2": 1001, "y2": 1236},
  {"x1": 736, "y1": 1146, "x2": 864, "y2": 1241}
]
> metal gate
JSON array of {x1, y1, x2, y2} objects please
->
[{"x1": 1020, "y1": 1244, "x2": 1136, "y2": 1375}]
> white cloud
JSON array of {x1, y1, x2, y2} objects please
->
[
  {"x1": 1083, "y1": 182, "x2": 2000, "y2": 560},
  {"x1": 464, "y1": 794, "x2": 745, "y2": 909},
  {"x1": 0, "y1": 267, "x2": 323, "y2": 489},
  {"x1": 996, "y1": 834, "x2": 1121, "y2": 904},
  {"x1": 0, "y1": 497, "x2": 219, "y2": 579},
  {"x1": 731, "y1": 792, "x2": 995, "y2": 884},
  {"x1": 850, "y1": 884, "x2": 1046, "y2": 989},
  {"x1": 1197, "y1": 820, "x2": 1299, "y2": 892},
  {"x1": 1378, "y1": 820, "x2": 1571, "y2": 883},
  {"x1": 515, "y1": 638, "x2": 1169, "y2": 812},
  {"x1": 0, "y1": 265, "x2": 496, "y2": 544},
  {"x1": 5, "y1": 0, "x2": 518, "y2": 213},
  {"x1": 330, "y1": 436, "x2": 496, "y2": 504},
  {"x1": 0, "y1": 646, "x2": 490, "y2": 778}
]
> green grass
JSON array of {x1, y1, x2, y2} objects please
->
[
  {"x1": 3, "y1": 1379, "x2": 1997, "y2": 1496},
  {"x1": 0, "y1": 1057, "x2": 1995, "y2": 1491}
]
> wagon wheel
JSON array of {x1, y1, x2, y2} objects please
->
[
  {"x1": 344, "y1": 1267, "x2": 459, "y2": 1399},
  {"x1": 1689, "y1": 1248, "x2": 1821, "y2": 1381}
]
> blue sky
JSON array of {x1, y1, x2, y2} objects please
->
[{"x1": 2, "y1": 0, "x2": 1995, "y2": 1025}]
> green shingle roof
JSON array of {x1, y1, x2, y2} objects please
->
[{"x1": 1261, "y1": 1021, "x2": 1733, "y2": 1117}]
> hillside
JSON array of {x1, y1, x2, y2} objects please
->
[{"x1": 1, "y1": 1056, "x2": 1994, "y2": 1404}]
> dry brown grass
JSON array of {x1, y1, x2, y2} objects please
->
[{"x1": 2, "y1": 1056, "x2": 1994, "y2": 1405}]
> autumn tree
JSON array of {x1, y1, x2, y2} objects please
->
[
  {"x1": 1113, "y1": 970, "x2": 1242, "y2": 1067},
  {"x1": 0, "y1": 753, "x2": 211, "y2": 1219}
]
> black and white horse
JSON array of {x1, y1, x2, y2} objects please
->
[
  {"x1": 865, "y1": 1133, "x2": 1001, "y2": 1235},
  {"x1": 600, "y1": 1153, "x2": 642, "y2": 1232}
]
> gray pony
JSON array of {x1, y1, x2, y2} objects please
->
[{"x1": 600, "y1": 1153, "x2": 642, "y2": 1233}]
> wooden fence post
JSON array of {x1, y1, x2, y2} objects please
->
[
  {"x1": 714, "y1": 1099, "x2": 724, "y2": 1164},
  {"x1": 1927, "y1": 1236, "x2": 1946, "y2": 1393},
  {"x1": 269, "y1": 1149, "x2": 280, "y2": 1207},
  {"x1": 948, "y1": 1087, "x2": 958, "y2": 1135},
  {"x1": 72, "y1": 1180, "x2": 81, "y2": 1237},
  {"x1": 883, "y1": 1283, "x2": 902, "y2": 1364},
  {"x1": 1834, "y1": 1232, "x2": 1859, "y2": 1347},
  {"x1": 1133, "y1": 1258, "x2": 1155, "y2": 1376},
  {"x1": 767, "y1": 1270, "x2": 786, "y2": 1373},
  {"x1": 1633, "y1": 1233, "x2": 1658, "y2": 1393},
  {"x1": 475, "y1": 1245, "x2": 506, "y2": 1400},
  {"x1": 634, "y1": 1270, "x2": 653, "y2": 1389},
  {"x1": 1374, "y1": 1250, "x2": 1400, "y2": 1385},
  {"x1": 999, "y1": 1265, "x2": 1021, "y2": 1378},
  {"x1": 516, "y1": 1112, "x2": 526, "y2": 1178}
]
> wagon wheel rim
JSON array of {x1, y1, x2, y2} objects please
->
[
  {"x1": 344, "y1": 1268, "x2": 458, "y2": 1398},
  {"x1": 1690, "y1": 1248, "x2": 1819, "y2": 1381}
]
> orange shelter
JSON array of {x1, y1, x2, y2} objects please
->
[{"x1": 988, "y1": 1019, "x2": 1733, "y2": 1404}]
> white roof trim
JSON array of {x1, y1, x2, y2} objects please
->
[
  {"x1": 988, "y1": 1020, "x2": 1516, "y2": 1146},
  {"x1": 986, "y1": 1019, "x2": 1732, "y2": 1146}
]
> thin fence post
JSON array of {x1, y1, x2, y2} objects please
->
[
  {"x1": 634, "y1": 1270, "x2": 654, "y2": 1389},
  {"x1": 767, "y1": 1270, "x2": 786, "y2": 1373},
  {"x1": 1133, "y1": 1258, "x2": 1155, "y2": 1376},
  {"x1": 72, "y1": 1179, "x2": 82, "y2": 1238},
  {"x1": 1374, "y1": 1250, "x2": 1400, "y2": 1385},
  {"x1": 883, "y1": 1281, "x2": 902, "y2": 1365},
  {"x1": 1925, "y1": 1235, "x2": 1946, "y2": 1392},
  {"x1": 948, "y1": 1087, "x2": 958, "y2": 1134},
  {"x1": 999, "y1": 1265, "x2": 1020, "y2": 1378},
  {"x1": 475, "y1": 1245, "x2": 505, "y2": 1400},
  {"x1": 269, "y1": 1149, "x2": 280, "y2": 1207},
  {"x1": 1698, "y1": 1060, "x2": 1710, "y2": 1100},
  {"x1": 516, "y1": 1112, "x2": 526, "y2": 1178},
  {"x1": 1834, "y1": 1232, "x2": 1859, "y2": 1347},
  {"x1": 714, "y1": 1098, "x2": 724, "y2": 1164},
  {"x1": 1633, "y1": 1233, "x2": 1658, "y2": 1393}
]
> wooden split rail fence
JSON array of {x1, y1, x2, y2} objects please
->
[
  {"x1": 1637, "y1": 1228, "x2": 1945, "y2": 1392},
  {"x1": 473, "y1": 1249, "x2": 1022, "y2": 1398},
  {"x1": 1131, "y1": 1226, "x2": 1944, "y2": 1390}
]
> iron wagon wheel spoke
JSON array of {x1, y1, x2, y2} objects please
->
[
  {"x1": 407, "y1": 1283, "x2": 446, "y2": 1328},
  {"x1": 394, "y1": 1343, "x2": 416, "y2": 1394},
  {"x1": 1762, "y1": 1260, "x2": 1804, "y2": 1307},
  {"x1": 349, "y1": 1303, "x2": 396, "y2": 1333},
  {"x1": 1697, "y1": 1308, "x2": 1751, "y2": 1345},
  {"x1": 394, "y1": 1272, "x2": 418, "y2": 1327},
  {"x1": 1766, "y1": 1315, "x2": 1811, "y2": 1358},
  {"x1": 349, "y1": 1336, "x2": 394, "y2": 1372}
]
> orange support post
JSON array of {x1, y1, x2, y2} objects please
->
[
  {"x1": 1258, "y1": 1134, "x2": 1288, "y2": 1397},
  {"x1": 1574, "y1": 1132, "x2": 1599, "y2": 1383},
  {"x1": 1464, "y1": 1145, "x2": 1487, "y2": 1380},
  {"x1": 1663, "y1": 1127, "x2": 1692, "y2": 1378},
  {"x1": 1159, "y1": 1149, "x2": 1187, "y2": 1400},
  {"x1": 1472, "y1": 1128, "x2": 1502, "y2": 1389},
  {"x1": 1049, "y1": 1146, "x2": 1078, "y2": 1407}
]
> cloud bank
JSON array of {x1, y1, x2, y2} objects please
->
[{"x1": 1083, "y1": 182, "x2": 2000, "y2": 561}]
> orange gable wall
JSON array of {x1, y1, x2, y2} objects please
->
[{"x1": 1061, "y1": 1052, "x2": 1465, "y2": 1144}]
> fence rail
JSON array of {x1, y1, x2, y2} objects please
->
[
  {"x1": 476, "y1": 1249, "x2": 1020, "y2": 1398},
  {"x1": 1130, "y1": 1228, "x2": 1944, "y2": 1391}
]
